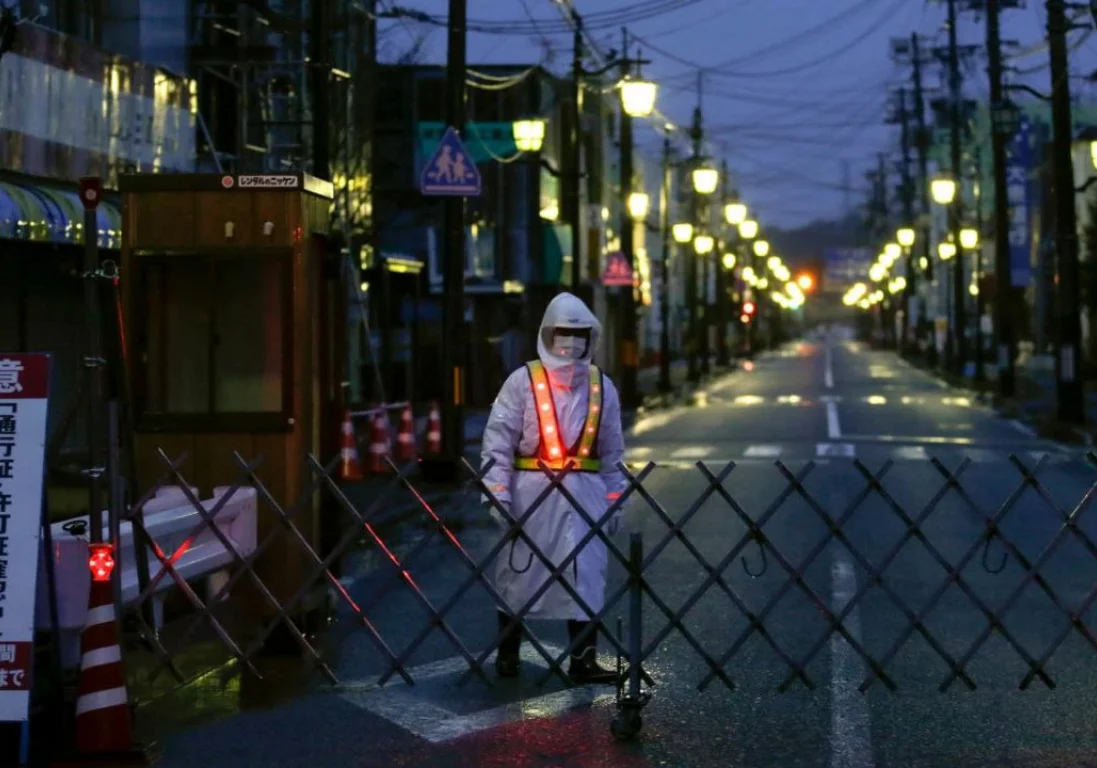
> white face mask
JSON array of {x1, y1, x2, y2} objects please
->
[{"x1": 552, "y1": 335, "x2": 587, "y2": 359}]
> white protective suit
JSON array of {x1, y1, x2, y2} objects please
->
[{"x1": 481, "y1": 293, "x2": 628, "y2": 621}]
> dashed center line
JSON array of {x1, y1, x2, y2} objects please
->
[
  {"x1": 744, "y1": 445, "x2": 783, "y2": 457},
  {"x1": 826, "y1": 401, "x2": 842, "y2": 440},
  {"x1": 830, "y1": 555, "x2": 875, "y2": 768}
]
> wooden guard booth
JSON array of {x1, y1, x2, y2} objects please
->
[{"x1": 118, "y1": 172, "x2": 345, "y2": 634}]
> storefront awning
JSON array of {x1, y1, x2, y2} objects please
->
[{"x1": 0, "y1": 180, "x2": 122, "y2": 249}]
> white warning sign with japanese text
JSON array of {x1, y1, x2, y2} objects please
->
[{"x1": 0, "y1": 353, "x2": 51, "y2": 722}]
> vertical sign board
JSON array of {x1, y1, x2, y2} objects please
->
[
  {"x1": 1006, "y1": 116, "x2": 1036, "y2": 288},
  {"x1": 0, "y1": 354, "x2": 50, "y2": 723}
]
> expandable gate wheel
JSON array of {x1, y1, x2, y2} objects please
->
[{"x1": 610, "y1": 707, "x2": 643, "y2": 741}]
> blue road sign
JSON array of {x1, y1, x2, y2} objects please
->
[{"x1": 419, "y1": 126, "x2": 482, "y2": 197}]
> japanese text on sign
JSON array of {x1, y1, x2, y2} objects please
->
[
  {"x1": 237, "y1": 175, "x2": 300, "y2": 189},
  {"x1": 0, "y1": 353, "x2": 50, "y2": 722}
]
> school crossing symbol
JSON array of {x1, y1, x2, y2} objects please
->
[{"x1": 420, "y1": 126, "x2": 482, "y2": 197}]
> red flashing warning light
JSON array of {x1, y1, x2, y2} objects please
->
[
  {"x1": 88, "y1": 544, "x2": 115, "y2": 582},
  {"x1": 743, "y1": 301, "x2": 756, "y2": 315},
  {"x1": 796, "y1": 274, "x2": 814, "y2": 291}
]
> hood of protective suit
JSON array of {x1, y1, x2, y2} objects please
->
[{"x1": 536, "y1": 292, "x2": 601, "y2": 387}]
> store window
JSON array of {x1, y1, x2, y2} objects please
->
[{"x1": 136, "y1": 251, "x2": 291, "y2": 428}]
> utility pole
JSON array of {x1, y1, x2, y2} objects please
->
[
  {"x1": 697, "y1": 74, "x2": 711, "y2": 376},
  {"x1": 984, "y1": 0, "x2": 1017, "y2": 399},
  {"x1": 686, "y1": 96, "x2": 702, "y2": 383},
  {"x1": 440, "y1": 0, "x2": 467, "y2": 474},
  {"x1": 715, "y1": 159, "x2": 731, "y2": 367},
  {"x1": 658, "y1": 132, "x2": 674, "y2": 392},
  {"x1": 310, "y1": 0, "x2": 331, "y2": 180},
  {"x1": 1047, "y1": 0, "x2": 1085, "y2": 422},
  {"x1": 567, "y1": 11, "x2": 584, "y2": 289},
  {"x1": 893, "y1": 87, "x2": 917, "y2": 353},
  {"x1": 945, "y1": 0, "x2": 967, "y2": 375},
  {"x1": 911, "y1": 33, "x2": 936, "y2": 364},
  {"x1": 618, "y1": 28, "x2": 639, "y2": 408}
]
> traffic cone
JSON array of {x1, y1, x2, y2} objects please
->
[
  {"x1": 395, "y1": 405, "x2": 416, "y2": 463},
  {"x1": 425, "y1": 402, "x2": 442, "y2": 455},
  {"x1": 62, "y1": 548, "x2": 150, "y2": 765},
  {"x1": 367, "y1": 409, "x2": 392, "y2": 474},
  {"x1": 339, "y1": 409, "x2": 364, "y2": 482}
]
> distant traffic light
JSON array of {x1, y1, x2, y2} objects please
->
[
  {"x1": 740, "y1": 313, "x2": 751, "y2": 324},
  {"x1": 796, "y1": 273, "x2": 814, "y2": 292},
  {"x1": 742, "y1": 300, "x2": 756, "y2": 315}
]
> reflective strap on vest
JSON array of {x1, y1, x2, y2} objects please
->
[
  {"x1": 513, "y1": 456, "x2": 602, "y2": 472},
  {"x1": 515, "y1": 361, "x2": 603, "y2": 473}
]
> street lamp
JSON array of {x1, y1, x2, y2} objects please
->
[
  {"x1": 512, "y1": 118, "x2": 546, "y2": 152},
  {"x1": 884, "y1": 242, "x2": 901, "y2": 262},
  {"x1": 1090, "y1": 140, "x2": 1097, "y2": 170},
  {"x1": 959, "y1": 227, "x2": 979, "y2": 250},
  {"x1": 724, "y1": 201, "x2": 748, "y2": 225},
  {"x1": 722, "y1": 252, "x2": 736, "y2": 270},
  {"x1": 627, "y1": 191, "x2": 650, "y2": 220},
  {"x1": 694, "y1": 234, "x2": 715, "y2": 254},
  {"x1": 692, "y1": 164, "x2": 719, "y2": 195},
  {"x1": 753, "y1": 239, "x2": 770, "y2": 257},
  {"x1": 672, "y1": 222, "x2": 694, "y2": 243},
  {"x1": 938, "y1": 241, "x2": 956, "y2": 261},
  {"x1": 738, "y1": 219, "x2": 758, "y2": 239},
  {"x1": 620, "y1": 78, "x2": 658, "y2": 118},
  {"x1": 897, "y1": 227, "x2": 916, "y2": 248},
  {"x1": 931, "y1": 176, "x2": 957, "y2": 205}
]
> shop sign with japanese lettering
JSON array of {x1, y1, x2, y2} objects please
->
[{"x1": 0, "y1": 353, "x2": 51, "y2": 723}]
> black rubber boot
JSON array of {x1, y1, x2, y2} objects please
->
[
  {"x1": 495, "y1": 611, "x2": 522, "y2": 677},
  {"x1": 566, "y1": 620, "x2": 618, "y2": 684}
]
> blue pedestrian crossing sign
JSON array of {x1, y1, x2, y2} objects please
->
[{"x1": 420, "y1": 126, "x2": 482, "y2": 197}]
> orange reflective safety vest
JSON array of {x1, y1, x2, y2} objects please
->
[{"x1": 513, "y1": 360, "x2": 604, "y2": 472}]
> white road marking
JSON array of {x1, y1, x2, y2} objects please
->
[
  {"x1": 670, "y1": 446, "x2": 714, "y2": 459},
  {"x1": 824, "y1": 345, "x2": 835, "y2": 389},
  {"x1": 1009, "y1": 419, "x2": 1037, "y2": 438},
  {"x1": 891, "y1": 445, "x2": 928, "y2": 461},
  {"x1": 826, "y1": 401, "x2": 842, "y2": 439},
  {"x1": 744, "y1": 445, "x2": 783, "y2": 457},
  {"x1": 626, "y1": 446, "x2": 654, "y2": 460},
  {"x1": 338, "y1": 644, "x2": 612, "y2": 743},
  {"x1": 817, "y1": 443, "x2": 855, "y2": 458},
  {"x1": 830, "y1": 555, "x2": 876, "y2": 768}
]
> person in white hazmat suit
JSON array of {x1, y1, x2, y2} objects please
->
[{"x1": 480, "y1": 292, "x2": 627, "y2": 683}]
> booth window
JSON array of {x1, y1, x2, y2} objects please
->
[{"x1": 137, "y1": 251, "x2": 291, "y2": 428}]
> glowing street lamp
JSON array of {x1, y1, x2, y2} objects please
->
[
  {"x1": 724, "y1": 202, "x2": 748, "y2": 225},
  {"x1": 884, "y1": 242, "x2": 901, "y2": 262},
  {"x1": 672, "y1": 222, "x2": 694, "y2": 244},
  {"x1": 627, "y1": 191, "x2": 650, "y2": 220},
  {"x1": 512, "y1": 119, "x2": 546, "y2": 152},
  {"x1": 753, "y1": 239, "x2": 770, "y2": 257},
  {"x1": 931, "y1": 176, "x2": 957, "y2": 205},
  {"x1": 620, "y1": 78, "x2": 658, "y2": 118},
  {"x1": 693, "y1": 234, "x2": 715, "y2": 254},
  {"x1": 722, "y1": 252, "x2": 736, "y2": 270},
  {"x1": 692, "y1": 165, "x2": 719, "y2": 195},
  {"x1": 959, "y1": 227, "x2": 979, "y2": 250},
  {"x1": 897, "y1": 227, "x2": 916, "y2": 248},
  {"x1": 738, "y1": 219, "x2": 758, "y2": 239},
  {"x1": 938, "y1": 241, "x2": 956, "y2": 261}
]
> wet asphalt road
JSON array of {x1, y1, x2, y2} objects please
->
[{"x1": 152, "y1": 334, "x2": 1097, "y2": 768}]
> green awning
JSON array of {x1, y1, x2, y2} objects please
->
[{"x1": 0, "y1": 180, "x2": 121, "y2": 249}]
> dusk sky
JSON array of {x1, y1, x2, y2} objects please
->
[{"x1": 379, "y1": 1, "x2": 1097, "y2": 230}]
